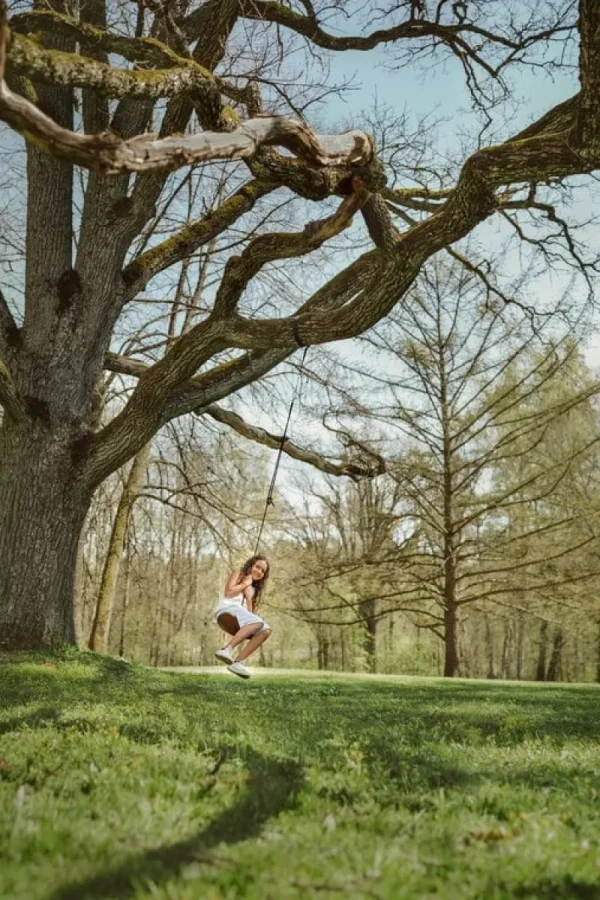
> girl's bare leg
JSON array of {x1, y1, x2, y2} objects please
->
[
  {"x1": 220, "y1": 622, "x2": 258, "y2": 649},
  {"x1": 236, "y1": 629, "x2": 271, "y2": 662}
]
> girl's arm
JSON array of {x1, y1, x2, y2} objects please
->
[
  {"x1": 243, "y1": 585, "x2": 255, "y2": 612},
  {"x1": 223, "y1": 570, "x2": 253, "y2": 598}
]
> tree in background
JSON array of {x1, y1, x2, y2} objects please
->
[
  {"x1": 280, "y1": 476, "x2": 408, "y2": 672},
  {"x1": 302, "y1": 261, "x2": 600, "y2": 676},
  {"x1": 478, "y1": 341, "x2": 600, "y2": 682}
]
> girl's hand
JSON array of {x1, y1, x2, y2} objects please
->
[{"x1": 224, "y1": 570, "x2": 253, "y2": 598}]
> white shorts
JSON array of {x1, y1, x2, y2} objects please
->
[{"x1": 215, "y1": 605, "x2": 271, "y2": 635}]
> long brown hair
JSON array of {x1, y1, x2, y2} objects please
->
[{"x1": 241, "y1": 555, "x2": 270, "y2": 608}]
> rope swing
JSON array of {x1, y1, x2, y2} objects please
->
[{"x1": 254, "y1": 346, "x2": 309, "y2": 554}]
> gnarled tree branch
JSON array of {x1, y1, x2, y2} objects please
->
[
  {"x1": 6, "y1": 30, "x2": 227, "y2": 112},
  {"x1": 0, "y1": 57, "x2": 372, "y2": 175},
  {"x1": 213, "y1": 179, "x2": 370, "y2": 318},
  {"x1": 122, "y1": 179, "x2": 274, "y2": 299}
]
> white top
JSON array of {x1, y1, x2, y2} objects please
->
[{"x1": 215, "y1": 586, "x2": 254, "y2": 614}]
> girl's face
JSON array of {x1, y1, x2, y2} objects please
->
[{"x1": 251, "y1": 559, "x2": 268, "y2": 581}]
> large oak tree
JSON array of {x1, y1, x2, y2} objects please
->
[{"x1": 0, "y1": 0, "x2": 598, "y2": 649}]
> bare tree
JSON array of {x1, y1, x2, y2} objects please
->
[
  {"x1": 304, "y1": 261, "x2": 600, "y2": 675},
  {"x1": 1, "y1": 0, "x2": 599, "y2": 649}
]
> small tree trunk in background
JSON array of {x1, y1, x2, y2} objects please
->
[
  {"x1": 149, "y1": 565, "x2": 164, "y2": 666},
  {"x1": 536, "y1": 620, "x2": 549, "y2": 681},
  {"x1": 387, "y1": 617, "x2": 394, "y2": 672},
  {"x1": 573, "y1": 632, "x2": 580, "y2": 682},
  {"x1": 596, "y1": 617, "x2": 600, "y2": 683},
  {"x1": 118, "y1": 535, "x2": 131, "y2": 658},
  {"x1": 546, "y1": 628, "x2": 564, "y2": 682},
  {"x1": 444, "y1": 602, "x2": 460, "y2": 677},
  {"x1": 516, "y1": 614, "x2": 525, "y2": 681},
  {"x1": 457, "y1": 617, "x2": 470, "y2": 677},
  {"x1": 360, "y1": 597, "x2": 377, "y2": 673},
  {"x1": 317, "y1": 635, "x2": 330, "y2": 670},
  {"x1": 485, "y1": 616, "x2": 495, "y2": 679},
  {"x1": 88, "y1": 443, "x2": 151, "y2": 653},
  {"x1": 501, "y1": 619, "x2": 512, "y2": 679}
]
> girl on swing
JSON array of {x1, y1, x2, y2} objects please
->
[{"x1": 214, "y1": 555, "x2": 271, "y2": 679}]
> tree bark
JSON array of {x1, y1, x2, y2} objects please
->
[
  {"x1": 0, "y1": 419, "x2": 91, "y2": 648},
  {"x1": 317, "y1": 636, "x2": 330, "y2": 670}
]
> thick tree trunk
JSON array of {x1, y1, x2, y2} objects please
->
[{"x1": 0, "y1": 419, "x2": 91, "y2": 648}]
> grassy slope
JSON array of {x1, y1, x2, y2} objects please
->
[{"x1": 1, "y1": 650, "x2": 599, "y2": 900}]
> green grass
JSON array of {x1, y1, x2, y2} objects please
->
[{"x1": 1, "y1": 650, "x2": 600, "y2": 900}]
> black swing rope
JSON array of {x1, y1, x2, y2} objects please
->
[{"x1": 254, "y1": 346, "x2": 309, "y2": 555}]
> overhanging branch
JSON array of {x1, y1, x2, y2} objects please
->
[
  {"x1": 0, "y1": 66, "x2": 372, "y2": 175},
  {"x1": 6, "y1": 29, "x2": 225, "y2": 108},
  {"x1": 104, "y1": 347, "x2": 296, "y2": 423},
  {"x1": 213, "y1": 180, "x2": 370, "y2": 318},
  {"x1": 204, "y1": 404, "x2": 381, "y2": 478}
]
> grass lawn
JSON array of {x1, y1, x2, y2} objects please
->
[{"x1": 1, "y1": 651, "x2": 600, "y2": 900}]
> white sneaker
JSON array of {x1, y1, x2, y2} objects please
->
[
  {"x1": 215, "y1": 647, "x2": 234, "y2": 665},
  {"x1": 227, "y1": 661, "x2": 251, "y2": 679}
]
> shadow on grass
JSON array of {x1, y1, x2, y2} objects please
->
[
  {"x1": 508, "y1": 874, "x2": 600, "y2": 899},
  {"x1": 49, "y1": 749, "x2": 305, "y2": 900},
  {"x1": 0, "y1": 706, "x2": 62, "y2": 735}
]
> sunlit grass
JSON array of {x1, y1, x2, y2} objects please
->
[{"x1": 1, "y1": 649, "x2": 599, "y2": 899}]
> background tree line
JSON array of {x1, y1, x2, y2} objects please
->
[{"x1": 74, "y1": 260, "x2": 600, "y2": 681}]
